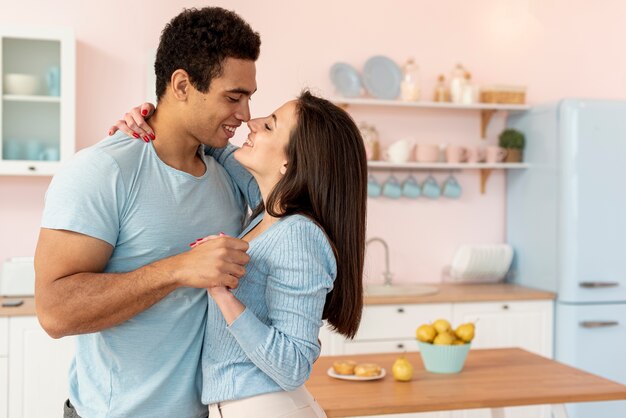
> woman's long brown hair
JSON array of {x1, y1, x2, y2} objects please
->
[{"x1": 252, "y1": 90, "x2": 367, "y2": 338}]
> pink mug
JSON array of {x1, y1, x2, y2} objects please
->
[
  {"x1": 467, "y1": 147, "x2": 486, "y2": 163},
  {"x1": 445, "y1": 146, "x2": 467, "y2": 163},
  {"x1": 486, "y1": 146, "x2": 508, "y2": 163},
  {"x1": 416, "y1": 144, "x2": 440, "y2": 163}
]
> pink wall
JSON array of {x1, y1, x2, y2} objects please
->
[{"x1": 1, "y1": 0, "x2": 625, "y2": 284}]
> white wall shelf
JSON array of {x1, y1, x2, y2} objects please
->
[
  {"x1": 2, "y1": 94, "x2": 61, "y2": 103},
  {"x1": 331, "y1": 97, "x2": 530, "y2": 139}
]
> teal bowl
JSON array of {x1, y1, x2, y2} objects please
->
[{"x1": 417, "y1": 341, "x2": 471, "y2": 373}]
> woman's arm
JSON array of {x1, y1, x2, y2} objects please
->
[{"x1": 210, "y1": 219, "x2": 336, "y2": 390}]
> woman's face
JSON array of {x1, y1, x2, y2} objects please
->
[{"x1": 234, "y1": 100, "x2": 297, "y2": 183}]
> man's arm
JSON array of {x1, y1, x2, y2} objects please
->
[{"x1": 35, "y1": 228, "x2": 249, "y2": 339}]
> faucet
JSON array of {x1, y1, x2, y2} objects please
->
[{"x1": 366, "y1": 237, "x2": 393, "y2": 286}]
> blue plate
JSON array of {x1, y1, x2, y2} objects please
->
[
  {"x1": 329, "y1": 62, "x2": 362, "y2": 98},
  {"x1": 362, "y1": 55, "x2": 402, "y2": 100}
]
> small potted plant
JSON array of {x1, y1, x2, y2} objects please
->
[{"x1": 498, "y1": 128, "x2": 525, "y2": 162}]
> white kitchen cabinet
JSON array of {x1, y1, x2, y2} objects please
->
[
  {"x1": 0, "y1": 26, "x2": 75, "y2": 176},
  {"x1": 8, "y1": 316, "x2": 75, "y2": 418},
  {"x1": 0, "y1": 317, "x2": 8, "y2": 418},
  {"x1": 450, "y1": 301, "x2": 553, "y2": 418},
  {"x1": 0, "y1": 357, "x2": 8, "y2": 418}
]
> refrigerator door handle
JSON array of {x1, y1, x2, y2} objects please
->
[
  {"x1": 579, "y1": 320, "x2": 619, "y2": 328},
  {"x1": 578, "y1": 281, "x2": 620, "y2": 288}
]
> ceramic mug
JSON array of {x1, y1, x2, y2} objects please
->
[
  {"x1": 3, "y1": 139, "x2": 23, "y2": 160},
  {"x1": 382, "y1": 175, "x2": 403, "y2": 199},
  {"x1": 467, "y1": 146, "x2": 486, "y2": 163},
  {"x1": 402, "y1": 175, "x2": 421, "y2": 198},
  {"x1": 445, "y1": 146, "x2": 467, "y2": 163},
  {"x1": 367, "y1": 175, "x2": 382, "y2": 198},
  {"x1": 385, "y1": 139, "x2": 413, "y2": 164},
  {"x1": 24, "y1": 140, "x2": 44, "y2": 160},
  {"x1": 442, "y1": 175, "x2": 462, "y2": 198},
  {"x1": 421, "y1": 175, "x2": 441, "y2": 199},
  {"x1": 486, "y1": 146, "x2": 508, "y2": 163},
  {"x1": 416, "y1": 144, "x2": 440, "y2": 163},
  {"x1": 39, "y1": 146, "x2": 60, "y2": 161},
  {"x1": 46, "y1": 66, "x2": 60, "y2": 97}
]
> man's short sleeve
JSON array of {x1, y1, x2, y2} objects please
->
[{"x1": 41, "y1": 148, "x2": 126, "y2": 246}]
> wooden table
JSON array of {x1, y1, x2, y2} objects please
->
[{"x1": 306, "y1": 348, "x2": 626, "y2": 417}]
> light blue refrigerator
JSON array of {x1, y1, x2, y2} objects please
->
[{"x1": 506, "y1": 99, "x2": 626, "y2": 418}]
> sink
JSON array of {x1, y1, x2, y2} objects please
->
[{"x1": 364, "y1": 284, "x2": 439, "y2": 297}]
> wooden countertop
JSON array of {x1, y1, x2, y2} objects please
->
[
  {"x1": 0, "y1": 296, "x2": 36, "y2": 317},
  {"x1": 0, "y1": 283, "x2": 554, "y2": 316},
  {"x1": 306, "y1": 349, "x2": 626, "y2": 417},
  {"x1": 364, "y1": 283, "x2": 555, "y2": 305}
]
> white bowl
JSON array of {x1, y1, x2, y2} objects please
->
[{"x1": 4, "y1": 73, "x2": 41, "y2": 95}]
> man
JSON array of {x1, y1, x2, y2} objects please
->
[{"x1": 34, "y1": 7, "x2": 260, "y2": 418}]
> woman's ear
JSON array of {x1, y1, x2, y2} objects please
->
[
  {"x1": 170, "y1": 69, "x2": 190, "y2": 101},
  {"x1": 279, "y1": 161, "x2": 288, "y2": 175}
]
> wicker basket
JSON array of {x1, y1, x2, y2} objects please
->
[{"x1": 480, "y1": 85, "x2": 526, "y2": 104}]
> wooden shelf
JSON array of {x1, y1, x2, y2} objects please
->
[
  {"x1": 2, "y1": 94, "x2": 60, "y2": 103},
  {"x1": 331, "y1": 97, "x2": 530, "y2": 138}
]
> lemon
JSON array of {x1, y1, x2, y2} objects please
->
[
  {"x1": 455, "y1": 323, "x2": 475, "y2": 343},
  {"x1": 416, "y1": 324, "x2": 437, "y2": 343},
  {"x1": 392, "y1": 356, "x2": 414, "y2": 382},
  {"x1": 433, "y1": 331, "x2": 455, "y2": 345},
  {"x1": 432, "y1": 319, "x2": 451, "y2": 334}
]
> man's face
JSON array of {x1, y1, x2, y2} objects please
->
[{"x1": 185, "y1": 57, "x2": 257, "y2": 148}]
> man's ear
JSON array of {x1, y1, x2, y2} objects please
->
[
  {"x1": 170, "y1": 69, "x2": 191, "y2": 101},
  {"x1": 280, "y1": 161, "x2": 288, "y2": 175}
]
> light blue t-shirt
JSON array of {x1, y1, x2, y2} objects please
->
[{"x1": 41, "y1": 132, "x2": 247, "y2": 418}]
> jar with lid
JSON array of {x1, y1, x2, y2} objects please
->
[
  {"x1": 400, "y1": 58, "x2": 421, "y2": 101},
  {"x1": 461, "y1": 71, "x2": 477, "y2": 104},
  {"x1": 449, "y1": 63, "x2": 466, "y2": 104},
  {"x1": 358, "y1": 122, "x2": 380, "y2": 160},
  {"x1": 433, "y1": 74, "x2": 449, "y2": 102}
]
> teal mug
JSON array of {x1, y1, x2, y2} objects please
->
[
  {"x1": 443, "y1": 175, "x2": 462, "y2": 199},
  {"x1": 367, "y1": 175, "x2": 382, "y2": 198},
  {"x1": 402, "y1": 175, "x2": 421, "y2": 199},
  {"x1": 382, "y1": 175, "x2": 402, "y2": 199},
  {"x1": 422, "y1": 175, "x2": 441, "y2": 199}
]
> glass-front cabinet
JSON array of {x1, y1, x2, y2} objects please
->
[{"x1": 0, "y1": 26, "x2": 75, "y2": 175}]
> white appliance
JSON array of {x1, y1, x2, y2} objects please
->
[
  {"x1": 0, "y1": 257, "x2": 35, "y2": 296},
  {"x1": 506, "y1": 99, "x2": 626, "y2": 418}
]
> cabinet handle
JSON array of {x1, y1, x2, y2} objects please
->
[
  {"x1": 579, "y1": 281, "x2": 619, "y2": 288},
  {"x1": 28, "y1": 166, "x2": 37, "y2": 171},
  {"x1": 396, "y1": 343, "x2": 405, "y2": 349},
  {"x1": 502, "y1": 304, "x2": 509, "y2": 310},
  {"x1": 580, "y1": 320, "x2": 619, "y2": 328},
  {"x1": 397, "y1": 307, "x2": 405, "y2": 313}
]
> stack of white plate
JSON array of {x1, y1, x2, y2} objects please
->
[{"x1": 448, "y1": 244, "x2": 513, "y2": 283}]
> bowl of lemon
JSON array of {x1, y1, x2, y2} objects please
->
[{"x1": 416, "y1": 319, "x2": 475, "y2": 373}]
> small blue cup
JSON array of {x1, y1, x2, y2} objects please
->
[
  {"x1": 443, "y1": 175, "x2": 462, "y2": 199},
  {"x1": 422, "y1": 175, "x2": 441, "y2": 199},
  {"x1": 46, "y1": 66, "x2": 60, "y2": 97},
  {"x1": 367, "y1": 175, "x2": 382, "y2": 198},
  {"x1": 382, "y1": 175, "x2": 403, "y2": 199},
  {"x1": 402, "y1": 175, "x2": 421, "y2": 199}
]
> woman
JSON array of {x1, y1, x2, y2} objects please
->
[{"x1": 110, "y1": 91, "x2": 367, "y2": 417}]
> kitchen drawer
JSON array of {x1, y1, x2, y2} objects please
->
[
  {"x1": 0, "y1": 318, "x2": 7, "y2": 356},
  {"x1": 354, "y1": 303, "x2": 452, "y2": 341},
  {"x1": 342, "y1": 339, "x2": 418, "y2": 355}
]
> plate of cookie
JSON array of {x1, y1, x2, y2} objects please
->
[{"x1": 327, "y1": 360, "x2": 386, "y2": 381}]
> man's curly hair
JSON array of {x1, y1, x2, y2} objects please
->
[{"x1": 154, "y1": 7, "x2": 261, "y2": 101}]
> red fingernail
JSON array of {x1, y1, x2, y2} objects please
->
[
  {"x1": 108, "y1": 130, "x2": 113, "y2": 136},
  {"x1": 132, "y1": 133, "x2": 140, "y2": 139},
  {"x1": 143, "y1": 136, "x2": 150, "y2": 143},
  {"x1": 141, "y1": 109, "x2": 148, "y2": 116},
  {"x1": 149, "y1": 133, "x2": 156, "y2": 140},
  {"x1": 196, "y1": 238, "x2": 202, "y2": 241},
  {"x1": 219, "y1": 232, "x2": 226, "y2": 236}
]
